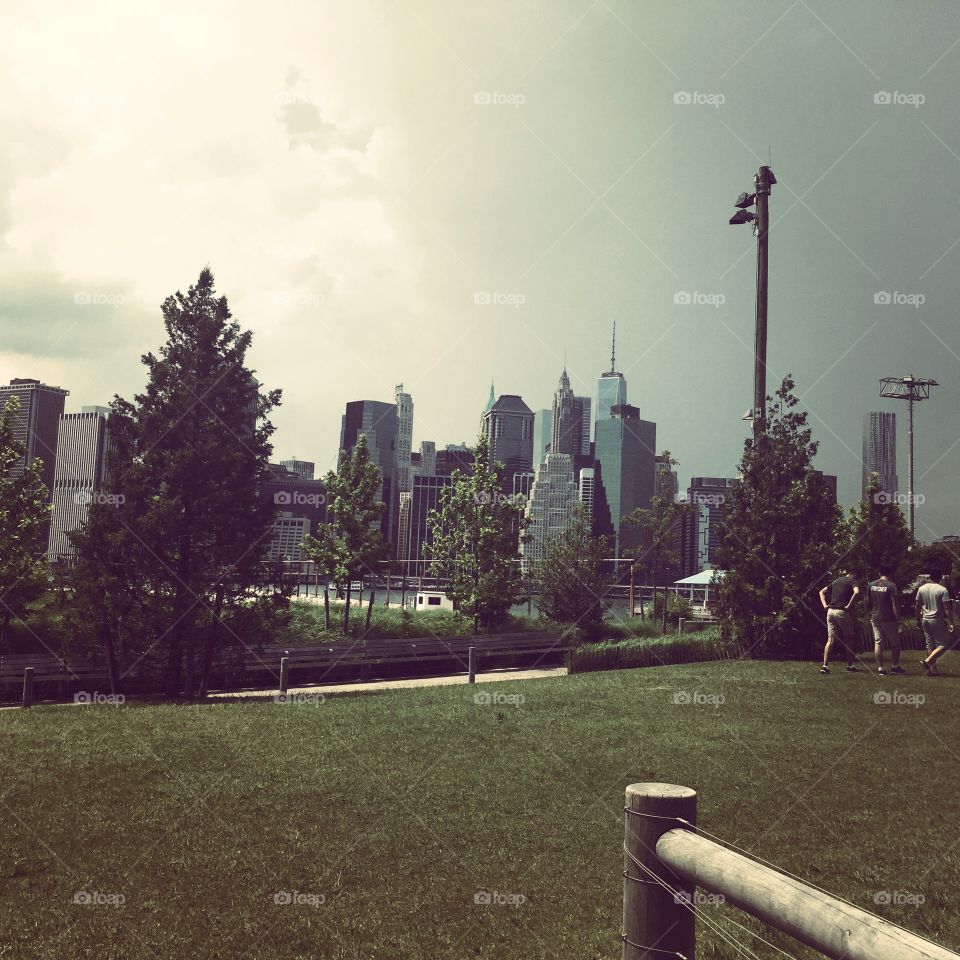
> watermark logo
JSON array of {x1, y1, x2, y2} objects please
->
[
  {"x1": 874, "y1": 890, "x2": 925, "y2": 906},
  {"x1": 273, "y1": 290, "x2": 324, "y2": 308},
  {"x1": 673, "y1": 690, "x2": 725, "y2": 707},
  {"x1": 473, "y1": 91, "x2": 526, "y2": 108},
  {"x1": 689, "y1": 492, "x2": 726, "y2": 506},
  {"x1": 274, "y1": 692, "x2": 326, "y2": 705},
  {"x1": 273, "y1": 490, "x2": 326, "y2": 507},
  {"x1": 74, "y1": 691, "x2": 125, "y2": 706},
  {"x1": 73, "y1": 291, "x2": 125, "y2": 306},
  {"x1": 674, "y1": 91, "x2": 725, "y2": 108},
  {"x1": 873, "y1": 491, "x2": 924, "y2": 506},
  {"x1": 874, "y1": 91, "x2": 925, "y2": 108},
  {"x1": 74, "y1": 490, "x2": 125, "y2": 507},
  {"x1": 274, "y1": 90, "x2": 323, "y2": 108},
  {"x1": 474, "y1": 890, "x2": 526, "y2": 906},
  {"x1": 674, "y1": 291, "x2": 725, "y2": 308},
  {"x1": 474, "y1": 691, "x2": 525, "y2": 707},
  {"x1": 73, "y1": 891, "x2": 125, "y2": 907},
  {"x1": 474, "y1": 491, "x2": 526, "y2": 509},
  {"x1": 673, "y1": 890, "x2": 726, "y2": 906},
  {"x1": 273, "y1": 890, "x2": 325, "y2": 907},
  {"x1": 873, "y1": 291, "x2": 925, "y2": 308},
  {"x1": 873, "y1": 690, "x2": 925, "y2": 708},
  {"x1": 474, "y1": 290, "x2": 526, "y2": 308}
]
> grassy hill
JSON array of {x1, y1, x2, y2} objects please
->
[{"x1": 1, "y1": 657, "x2": 957, "y2": 959}]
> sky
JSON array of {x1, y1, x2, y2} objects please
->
[{"x1": 1, "y1": 0, "x2": 958, "y2": 541}]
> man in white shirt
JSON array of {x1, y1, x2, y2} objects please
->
[{"x1": 917, "y1": 569, "x2": 954, "y2": 675}]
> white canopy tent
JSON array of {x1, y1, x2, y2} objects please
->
[{"x1": 673, "y1": 569, "x2": 725, "y2": 605}]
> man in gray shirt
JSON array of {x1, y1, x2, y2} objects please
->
[{"x1": 917, "y1": 569, "x2": 954, "y2": 674}]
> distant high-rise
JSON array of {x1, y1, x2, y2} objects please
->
[
  {"x1": 401, "y1": 474, "x2": 454, "y2": 576},
  {"x1": 263, "y1": 463, "x2": 327, "y2": 563},
  {"x1": 280, "y1": 458, "x2": 315, "y2": 480},
  {"x1": 594, "y1": 403, "x2": 656, "y2": 559},
  {"x1": 413, "y1": 440, "x2": 437, "y2": 478},
  {"x1": 597, "y1": 323, "x2": 627, "y2": 423},
  {"x1": 340, "y1": 399, "x2": 398, "y2": 545},
  {"x1": 550, "y1": 367, "x2": 591, "y2": 461},
  {"x1": 578, "y1": 467, "x2": 595, "y2": 522},
  {"x1": 0, "y1": 377, "x2": 69, "y2": 495},
  {"x1": 395, "y1": 384, "x2": 414, "y2": 500},
  {"x1": 481, "y1": 394, "x2": 534, "y2": 494},
  {"x1": 862, "y1": 411, "x2": 897, "y2": 501},
  {"x1": 533, "y1": 409, "x2": 552, "y2": 465},
  {"x1": 679, "y1": 477, "x2": 737, "y2": 577},
  {"x1": 655, "y1": 455, "x2": 679, "y2": 500},
  {"x1": 521, "y1": 453, "x2": 578, "y2": 571},
  {"x1": 47, "y1": 406, "x2": 111, "y2": 562}
]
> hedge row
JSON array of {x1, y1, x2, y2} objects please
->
[{"x1": 571, "y1": 628, "x2": 731, "y2": 674}]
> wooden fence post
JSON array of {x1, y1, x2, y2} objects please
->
[
  {"x1": 468, "y1": 645, "x2": 476, "y2": 683},
  {"x1": 21, "y1": 667, "x2": 34, "y2": 709},
  {"x1": 278, "y1": 656, "x2": 289, "y2": 696},
  {"x1": 566, "y1": 648, "x2": 574, "y2": 674},
  {"x1": 623, "y1": 782, "x2": 697, "y2": 960}
]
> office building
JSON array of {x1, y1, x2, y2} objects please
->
[
  {"x1": 679, "y1": 477, "x2": 737, "y2": 577},
  {"x1": 263, "y1": 463, "x2": 327, "y2": 563},
  {"x1": 597, "y1": 324, "x2": 627, "y2": 423},
  {"x1": 521, "y1": 453, "x2": 578, "y2": 571},
  {"x1": 533, "y1": 409, "x2": 552, "y2": 465},
  {"x1": 593, "y1": 404, "x2": 656, "y2": 559},
  {"x1": 578, "y1": 467, "x2": 595, "y2": 523},
  {"x1": 395, "y1": 384, "x2": 414, "y2": 499},
  {"x1": 481, "y1": 394, "x2": 534, "y2": 495},
  {"x1": 279, "y1": 458, "x2": 315, "y2": 480},
  {"x1": 401, "y1": 474, "x2": 454, "y2": 576},
  {"x1": 47, "y1": 407, "x2": 111, "y2": 562},
  {"x1": 862, "y1": 412, "x2": 897, "y2": 501},
  {"x1": 340, "y1": 399, "x2": 398, "y2": 545},
  {"x1": 0, "y1": 377, "x2": 69, "y2": 495},
  {"x1": 550, "y1": 368, "x2": 591, "y2": 458},
  {"x1": 655, "y1": 455, "x2": 679, "y2": 500}
]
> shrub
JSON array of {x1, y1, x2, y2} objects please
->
[{"x1": 571, "y1": 627, "x2": 731, "y2": 674}]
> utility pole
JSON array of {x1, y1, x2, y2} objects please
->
[{"x1": 730, "y1": 166, "x2": 776, "y2": 440}]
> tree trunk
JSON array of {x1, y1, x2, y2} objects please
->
[
  {"x1": 343, "y1": 580, "x2": 352, "y2": 635},
  {"x1": 364, "y1": 585, "x2": 376, "y2": 635},
  {"x1": 0, "y1": 610, "x2": 11, "y2": 650},
  {"x1": 198, "y1": 585, "x2": 225, "y2": 697},
  {"x1": 100, "y1": 619, "x2": 119, "y2": 696},
  {"x1": 323, "y1": 581, "x2": 330, "y2": 630}
]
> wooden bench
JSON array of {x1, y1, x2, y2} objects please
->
[{"x1": 0, "y1": 654, "x2": 109, "y2": 703}]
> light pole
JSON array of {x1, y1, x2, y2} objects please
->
[
  {"x1": 879, "y1": 375, "x2": 939, "y2": 539},
  {"x1": 730, "y1": 165, "x2": 777, "y2": 440}
]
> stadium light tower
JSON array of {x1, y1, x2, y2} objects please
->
[
  {"x1": 879, "y1": 375, "x2": 939, "y2": 538},
  {"x1": 730, "y1": 166, "x2": 776, "y2": 441}
]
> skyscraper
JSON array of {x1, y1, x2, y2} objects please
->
[
  {"x1": 550, "y1": 368, "x2": 591, "y2": 458},
  {"x1": 395, "y1": 384, "x2": 414, "y2": 500},
  {"x1": 679, "y1": 477, "x2": 737, "y2": 576},
  {"x1": 597, "y1": 323, "x2": 627, "y2": 423},
  {"x1": 594, "y1": 403, "x2": 656, "y2": 559},
  {"x1": 263, "y1": 463, "x2": 328, "y2": 563},
  {"x1": 481, "y1": 394, "x2": 534, "y2": 494},
  {"x1": 279, "y1": 458, "x2": 315, "y2": 479},
  {"x1": 340, "y1": 399, "x2": 398, "y2": 545},
  {"x1": 47, "y1": 406, "x2": 111, "y2": 562},
  {"x1": 533, "y1": 409, "x2": 552, "y2": 465},
  {"x1": 0, "y1": 377, "x2": 69, "y2": 495},
  {"x1": 521, "y1": 453, "x2": 578, "y2": 571},
  {"x1": 862, "y1": 411, "x2": 897, "y2": 501}
]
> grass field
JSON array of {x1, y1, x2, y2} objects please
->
[{"x1": 2, "y1": 657, "x2": 958, "y2": 959}]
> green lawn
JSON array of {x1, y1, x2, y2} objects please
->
[{"x1": 1, "y1": 657, "x2": 958, "y2": 959}]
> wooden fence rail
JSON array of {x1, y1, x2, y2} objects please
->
[{"x1": 623, "y1": 782, "x2": 960, "y2": 960}]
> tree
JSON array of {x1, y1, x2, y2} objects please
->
[
  {"x1": 530, "y1": 507, "x2": 612, "y2": 641},
  {"x1": 424, "y1": 435, "x2": 527, "y2": 632},
  {"x1": 841, "y1": 472, "x2": 915, "y2": 585},
  {"x1": 302, "y1": 435, "x2": 386, "y2": 635},
  {"x1": 713, "y1": 376, "x2": 842, "y2": 658},
  {"x1": 70, "y1": 268, "x2": 282, "y2": 697},
  {"x1": 0, "y1": 396, "x2": 51, "y2": 648},
  {"x1": 624, "y1": 451, "x2": 694, "y2": 634}
]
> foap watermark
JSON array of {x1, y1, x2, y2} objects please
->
[
  {"x1": 873, "y1": 690, "x2": 925, "y2": 708},
  {"x1": 274, "y1": 692, "x2": 326, "y2": 705},
  {"x1": 73, "y1": 891, "x2": 125, "y2": 908},
  {"x1": 474, "y1": 691, "x2": 525, "y2": 707},
  {"x1": 873, "y1": 290, "x2": 925, "y2": 308},
  {"x1": 74, "y1": 490, "x2": 125, "y2": 507},
  {"x1": 873, "y1": 491, "x2": 924, "y2": 506},
  {"x1": 673, "y1": 690, "x2": 725, "y2": 707},
  {"x1": 874, "y1": 91, "x2": 925, "y2": 108},
  {"x1": 674, "y1": 90, "x2": 725, "y2": 108},
  {"x1": 674, "y1": 291, "x2": 725, "y2": 308},
  {"x1": 474, "y1": 290, "x2": 525, "y2": 308},
  {"x1": 474, "y1": 890, "x2": 526, "y2": 906},
  {"x1": 874, "y1": 890, "x2": 925, "y2": 907},
  {"x1": 274, "y1": 491, "x2": 326, "y2": 507},
  {"x1": 473, "y1": 91, "x2": 525, "y2": 108},
  {"x1": 74, "y1": 291, "x2": 125, "y2": 306},
  {"x1": 673, "y1": 890, "x2": 726, "y2": 907},
  {"x1": 474, "y1": 490, "x2": 525, "y2": 509},
  {"x1": 274, "y1": 90, "x2": 323, "y2": 108},
  {"x1": 74, "y1": 691, "x2": 125, "y2": 706},
  {"x1": 273, "y1": 290, "x2": 325, "y2": 308},
  {"x1": 273, "y1": 890, "x2": 325, "y2": 908},
  {"x1": 689, "y1": 492, "x2": 726, "y2": 506}
]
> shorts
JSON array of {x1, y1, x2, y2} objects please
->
[
  {"x1": 921, "y1": 619, "x2": 954, "y2": 651},
  {"x1": 826, "y1": 608, "x2": 853, "y2": 642},
  {"x1": 871, "y1": 621, "x2": 900, "y2": 648}
]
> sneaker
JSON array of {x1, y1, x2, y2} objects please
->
[
  {"x1": 846, "y1": 665, "x2": 859, "y2": 673},
  {"x1": 890, "y1": 666, "x2": 905, "y2": 674},
  {"x1": 878, "y1": 668, "x2": 886, "y2": 675},
  {"x1": 820, "y1": 666, "x2": 830, "y2": 674},
  {"x1": 920, "y1": 659, "x2": 932, "y2": 675}
]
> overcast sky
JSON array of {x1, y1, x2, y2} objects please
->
[{"x1": 1, "y1": 0, "x2": 958, "y2": 540}]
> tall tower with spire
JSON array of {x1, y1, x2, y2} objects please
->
[{"x1": 597, "y1": 322, "x2": 627, "y2": 422}]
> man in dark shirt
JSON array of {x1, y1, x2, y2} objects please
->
[
  {"x1": 867, "y1": 566, "x2": 902, "y2": 675},
  {"x1": 818, "y1": 570, "x2": 860, "y2": 674}
]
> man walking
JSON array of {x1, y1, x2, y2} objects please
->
[
  {"x1": 819, "y1": 569, "x2": 861, "y2": 674},
  {"x1": 868, "y1": 565, "x2": 903, "y2": 675},
  {"x1": 917, "y1": 569, "x2": 954, "y2": 675}
]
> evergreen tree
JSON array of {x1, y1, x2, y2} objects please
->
[
  {"x1": 424, "y1": 435, "x2": 527, "y2": 632},
  {"x1": 714, "y1": 376, "x2": 842, "y2": 658},
  {"x1": 530, "y1": 507, "x2": 611, "y2": 641},
  {"x1": 841, "y1": 472, "x2": 915, "y2": 585},
  {"x1": 70, "y1": 268, "x2": 281, "y2": 697},
  {"x1": 0, "y1": 396, "x2": 51, "y2": 648}
]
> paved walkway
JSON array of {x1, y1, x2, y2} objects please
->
[{"x1": 207, "y1": 666, "x2": 568, "y2": 701}]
